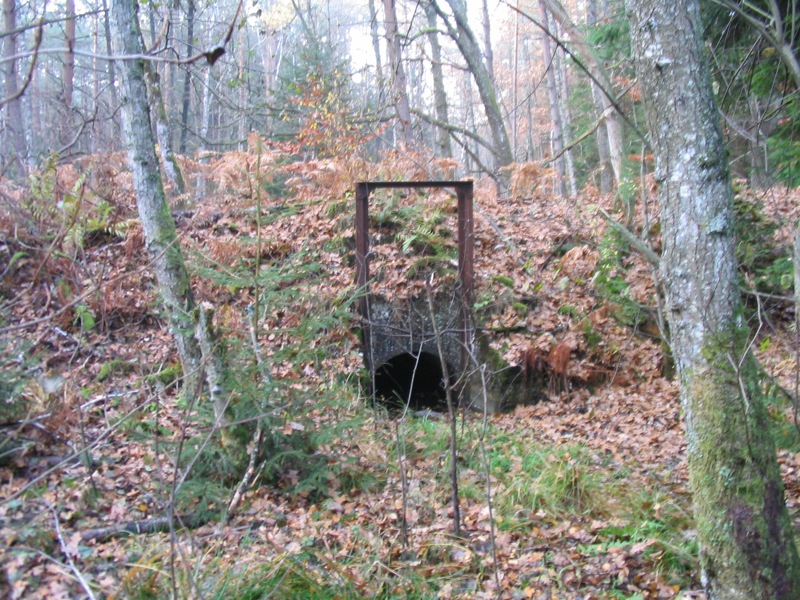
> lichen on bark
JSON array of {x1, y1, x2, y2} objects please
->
[{"x1": 626, "y1": 0, "x2": 800, "y2": 595}]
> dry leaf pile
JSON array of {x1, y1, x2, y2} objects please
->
[{"x1": 1, "y1": 147, "x2": 799, "y2": 599}]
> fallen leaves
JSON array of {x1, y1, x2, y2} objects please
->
[{"x1": 3, "y1": 151, "x2": 798, "y2": 599}]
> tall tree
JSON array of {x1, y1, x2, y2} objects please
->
[
  {"x1": 179, "y1": 0, "x2": 195, "y2": 153},
  {"x1": 425, "y1": 3, "x2": 452, "y2": 158},
  {"x1": 102, "y1": 0, "x2": 120, "y2": 146},
  {"x1": 383, "y1": 0, "x2": 414, "y2": 148},
  {"x1": 63, "y1": 0, "x2": 76, "y2": 109},
  {"x1": 586, "y1": 0, "x2": 614, "y2": 192},
  {"x1": 539, "y1": 1, "x2": 568, "y2": 196},
  {"x1": 538, "y1": 0, "x2": 623, "y2": 189},
  {"x1": 368, "y1": 0, "x2": 385, "y2": 96},
  {"x1": 479, "y1": 0, "x2": 493, "y2": 82},
  {"x1": 2, "y1": 0, "x2": 28, "y2": 177},
  {"x1": 144, "y1": 62, "x2": 187, "y2": 194},
  {"x1": 626, "y1": 0, "x2": 800, "y2": 596},
  {"x1": 433, "y1": 0, "x2": 513, "y2": 173},
  {"x1": 110, "y1": 0, "x2": 203, "y2": 395}
]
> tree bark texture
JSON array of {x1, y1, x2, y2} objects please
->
[
  {"x1": 626, "y1": 0, "x2": 800, "y2": 597},
  {"x1": 434, "y1": 0, "x2": 513, "y2": 173},
  {"x1": 63, "y1": 0, "x2": 76, "y2": 109},
  {"x1": 586, "y1": 0, "x2": 614, "y2": 192},
  {"x1": 144, "y1": 62, "x2": 187, "y2": 195},
  {"x1": 541, "y1": 0, "x2": 623, "y2": 188},
  {"x1": 368, "y1": 0, "x2": 385, "y2": 95},
  {"x1": 383, "y1": 0, "x2": 414, "y2": 148},
  {"x1": 2, "y1": 0, "x2": 28, "y2": 177},
  {"x1": 426, "y1": 4, "x2": 452, "y2": 158},
  {"x1": 179, "y1": 0, "x2": 195, "y2": 154},
  {"x1": 539, "y1": 1, "x2": 567, "y2": 196},
  {"x1": 110, "y1": 0, "x2": 202, "y2": 393}
]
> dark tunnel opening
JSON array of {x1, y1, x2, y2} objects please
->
[{"x1": 373, "y1": 351, "x2": 454, "y2": 411}]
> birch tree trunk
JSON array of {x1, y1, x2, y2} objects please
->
[
  {"x1": 434, "y1": 0, "x2": 513, "y2": 173},
  {"x1": 144, "y1": 62, "x2": 187, "y2": 195},
  {"x1": 426, "y1": 3, "x2": 452, "y2": 158},
  {"x1": 587, "y1": 0, "x2": 613, "y2": 192},
  {"x1": 2, "y1": 0, "x2": 28, "y2": 177},
  {"x1": 627, "y1": 0, "x2": 800, "y2": 596},
  {"x1": 539, "y1": 1, "x2": 567, "y2": 196},
  {"x1": 179, "y1": 0, "x2": 195, "y2": 154},
  {"x1": 551, "y1": 18, "x2": 576, "y2": 196},
  {"x1": 383, "y1": 0, "x2": 414, "y2": 148},
  {"x1": 541, "y1": 0, "x2": 623, "y2": 188},
  {"x1": 110, "y1": 0, "x2": 202, "y2": 395},
  {"x1": 63, "y1": 0, "x2": 76, "y2": 109}
]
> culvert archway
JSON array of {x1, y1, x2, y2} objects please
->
[
  {"x1": 374, "y1": 351, "x2": 456, "y2": 410},
  {"x1": 355, "y1": 181, "x2": 475, "y2": 410},
  {"x1": 354, "y1": 180, "x2": 546, "y2": 413}
]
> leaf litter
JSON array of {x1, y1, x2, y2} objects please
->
[{"x1": 1, "y1": 149, "x2": 799, "y2": 599}]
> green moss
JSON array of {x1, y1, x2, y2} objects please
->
[
  {"x1": 96, "y1": 359, "x2": 136, "y2": 382},
  {"x1": 492, "y1": 274, "x2": 515, "y2": 288},
  {"x1": 581, "y1": 319, "x2": 603, "y2": 349},
  {"x1": 147, "y1": 363, "x2": 182, "y2": 386},
  {"x1": 685, "y1": 329, "x2": 800, "y2": 596}
]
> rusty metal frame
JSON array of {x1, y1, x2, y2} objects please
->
[{"x1": 355, "y1": 181, "x2": 474, "y2": 370}]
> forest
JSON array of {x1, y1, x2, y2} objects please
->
[{"x1": 1, "y1": 0, "x2": 799, "y2": 597}]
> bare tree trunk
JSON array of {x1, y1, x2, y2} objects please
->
[
  {"x1": 102, "y1": 0, "x2": 120, "y2": 147},
  {"x1": 110, "y1": 0, "x2": 202, "y2": 395},
  {"x1": 179, "y1": 0, "x2": 195, "y2": 153},
  {"x1": 196, "y1": 67, "x2": 213, "y2": 199},
  {"x1": 628, "y1": 0, "x2": 800, "y2": 596},
  {"x1": 480, "y1": 0, "x2": 494, "y2": 82},
  {"x1": 92, "y1": 12, "x2": 100, "y2": 153},
  {"x1": 550, "y1": 17, "x2": 576, "y2": 196},
  {"x1": 540, "y1": 0, "x2": 622, "y2": 188},
  {"x1": 746, "y1": 94, "x2": 769, "y2": 187},
  {"x1": 434, "y1": 0, "x2": 512, "y2": 174},
  {"x1": 368, "y1": 0, "x2": 385, "y2": 95},
  {"x1": 383, "y1": 0, "x2": 414, "y2": 148},
  {"x1": 795, "y1": 220, "x2": 800, "y2": 356},
  {"x1": 2, "y1": 0, "x2": 28, "y2": 177},
  {"x1": 144, "y1": 63, "x2": 187, "y2": 195},
  {"x1": 461, "y1": 70, "x2": 475, "y2": 172},
  {"x1": 511, "y1": 9, "x2": 519, "y2": 157},
  {"x1": 30, "y1": 55, "x2": 41, "y2": 158},
  {"x1": 237, "y1": 26, "x2": 247, "y2": 148},
  {"x1": 426, "y1": 3, "x2": 452, "y2": 158},
  {"x1": 587, "y1": 0, "x2": 613, "y2": 192},
  {"x1": 539, "y1": 1, "x2": 567, "y2": 196},
  {"x1": 63, "y1": 0, "x2": 76, "y2": 109},
  {"x1": 261, "y1": 31, "x2": 280, "y2": 133}
]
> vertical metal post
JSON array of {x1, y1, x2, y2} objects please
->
[
  {"x1": 456, "y1": 182, "x2": 474, "y2": 303},
  {"x1": 456, "y1": 182, "x2": 474, "y2": 376},
  {"x1": 354, "y1": 180, "x2": 474, "y2": 378},
  {"x1": 355, "y1": 182, "x2": 371, "y2": 363}
]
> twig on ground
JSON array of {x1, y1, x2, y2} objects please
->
[
  {"x1": 80, "y1": 514, "x2": 209, "y2": 543},
  {"x1": 394, "y1": 419, "x2": 409, "y2": 547},
  {"x1": 425, "y1": 278, "x2": 461, "y2": 536},
  {"x1": 52, "y1": 507, "x2": 98, "y2": 599}
]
